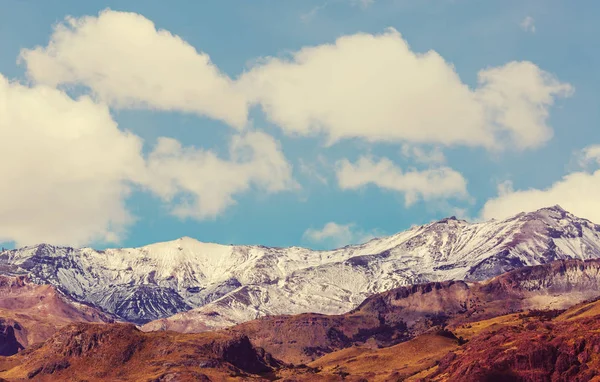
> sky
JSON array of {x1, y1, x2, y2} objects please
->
[{"x1": 1, "y1": 0, "x2": 600, "y2": 250}]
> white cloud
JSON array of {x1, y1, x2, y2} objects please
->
[
  {"x1": 0, "y1": 75, "x2": 145, "y2": 247},
  {"x1": 5, "y1": 10, "x2": 578, "y2": 245},
  {"x1": 483, "y1": 145, "x2": 600, "y2": 223},
  {"x1": 336, "y1": 156, "x2": 469, "y2": 206},
  {"x1": 520, "y1": 16, "x2": 536, "y2": 33},
  {"x1": 401, "y1": 144, "x2": 446, "y2": 164},
  {"x1": 497, "y1": 180, "x2": 515, "y2": 196},
  {"x1": 577, "y1": 144, "x2": 600, "y2": 168},
  {"x1": 144, "y1": 131, "x2": 296, "y2": 219},
  {"x1": 481, "y1": 170, "x2": 600, "y2": 224},
  {"x1": 303, "y1": 222, "x2": 377, "y2": 247},
  {"x1": 20, "y1": 9, "x2": 247, "y2": 128},
  {"x1": 21, "y1": 14, "x2": 570, "y2": 151},
  {"x1": 240, "y1": 29, "x2": 572, "y2": 150},
  {"x1": 0, "y1": 75, "x2": 295, "y2": 246}
]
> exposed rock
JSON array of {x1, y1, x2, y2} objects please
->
[
  {"x1": 427, "y1": 316, "x2": 600, "y2": 381},
  {"x1": 0, "y1": 322, "x2": 282, "y2": 381},
  {"x1": 3, "y1": 206, "x2": 600, "y2": 327},
  {"x1": 228, "y1": 259, "x2": 600, "y2": 364},
  {"x1": 0, "y1": 318, "x2": 24, "y2": 356}
]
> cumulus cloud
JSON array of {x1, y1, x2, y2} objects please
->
[
  {"x1": 520, "y1": 16, "x2": 536, "y2": 33},
  {"x1": 482, "y1": 145, "x2": 600, "y2": 223},
  {"x1": 336, "y1": 156, "x2": 469, "y2": 206},
  {"x1": 303, "y1": 222, "x2": 377, "y2": 247},
  {"x1": 5, "y1": 10, "x2": 577, "y2": 245},
  {"x1": 20, "y1": 9, "x2": 247, "y2": 128},
  {"x1": 0, "y1": 75, "x2": 294, "y2": 246},
  {"x1": 21, "y1": 13, "x2": 570, "y2": 151},
  {"x1": 0, "y1": 75, "x2": 145, "y2": 247},
  {"x1": 481, "y1": 170, "x2": 600, "y2": 224},
  {"x1": 240, "y1": 29, "x2": 572, "y2": 150},
  {"x1": 144, "y1": 131, "x2": 296, "y2": 219}
]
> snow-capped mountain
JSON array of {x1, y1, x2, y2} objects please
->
[{"x1": 1, "y1": 206, "x2": 600, "y2": 326}]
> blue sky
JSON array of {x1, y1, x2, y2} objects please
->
[{"x1": 1, "y1": 0, "x2": 599, "y2": 250}]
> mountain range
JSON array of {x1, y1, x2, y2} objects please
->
[
  {"x1": 1, "y1": 205, "x2": 600, "y2": 331},
  {"x1": 2, "y1": 206, "x2": 600, "y2": 380},
  {"x1": 2, "y1": 258, "x2": 600, "y2": 380}
]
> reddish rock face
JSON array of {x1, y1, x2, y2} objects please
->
[
  {"x1": 427, "y1": 315, "x2": 600, "y2": 381},
  {"x1": 0, "y1": 275, "x2": 112, "y2": 349},
  {"x1": 4, "y1": 307, "x2": 600, "y2": 382}
]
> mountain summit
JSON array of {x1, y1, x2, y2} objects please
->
[{"x1": 2, "y1": 207, "x2": 600, "y2": 327}]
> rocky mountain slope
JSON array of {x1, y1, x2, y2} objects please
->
[
  {"x1": 426, "y1": 309, "x2": 600, "y2": 381},
  {"x1": 281, "y1": 301, "x2": 600, "y2": 381},
  {"x1": 2, "y1": 206, "x2": 600, "y2": 326},
  {"x1": 0, "y1": 322, "x2": 282, "y2": 381},
  {"x1": 217, "y1": 258, "x2": 600, "y2": 364},
  {"x1": 0, "y1": 275, "x2": 112, "y2": 355},
  {"x1": 2, "y1": 261, "x2": 600, "y2": 381},
  {"x1": 298, "y1": 330, "x2": 464, "y2": 382}
]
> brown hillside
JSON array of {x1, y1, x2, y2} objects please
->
[
  {"x1": 0, "y1": 322, "x2": 282, "y2": 381},
  {"x1": 0, "y1": 275, "x2": 111, "y2": 352}
]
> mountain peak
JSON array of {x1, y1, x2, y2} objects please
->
[
  {"x1": 537, "y1": 205, "x2": 567, "y2": 213},
  {"x1": 525, "y1": 205, "x2": 571, "y2": 221},
  {"x1": 4, "y1": 205, "x2": 600, "y2": 327},
  {"x1": 177, "y1": 236, "x2": 201, "y2": 243},
  {"x1": 439, "y1": 215, "x2": 458, "y2": 223},
  {"x1": 431, "y1": 215, "x2": 468, "y2": 227}
]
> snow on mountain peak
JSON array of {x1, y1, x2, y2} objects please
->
[{"x1": 1, "y1": 206, "x2": 600, "y2": 326}]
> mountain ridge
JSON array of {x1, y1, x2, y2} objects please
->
[
  {"x1": 2, "y1": 205, "x2": 600, "y2": 327},
  {"x1": 0, "y1": 274, "x2": 112, "y2": 355},
  {"x1": 214, "y1": 257, "x2": 600, "y2": 364},
  {"x1": 2, "y1": 258, "x2": 600, "y2": 380}
]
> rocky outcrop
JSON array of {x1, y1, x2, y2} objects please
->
[
  {"x1": 0, "y1": 322, "x2": 282, "y2": 381},
  {"x1": 0, "y1": 318, "x2": 24, "y2": 356},
  {"x1": 428, "y1": 316, "x2": 600, "y2": 381}
]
